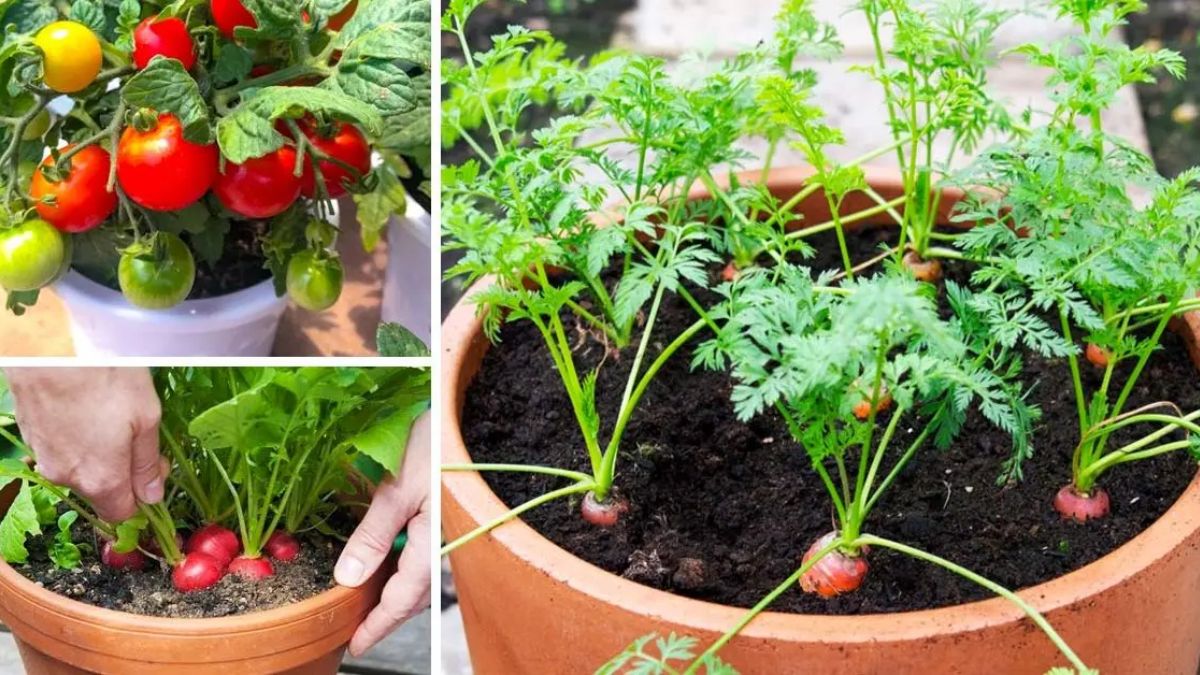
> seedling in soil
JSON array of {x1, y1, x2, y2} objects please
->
[
  {"x1": 953, "y1": 0, "x2": 1200, "y2": 519},
  {"x1": 441, "y1": 0, "x2": 792, "y2": 545}
]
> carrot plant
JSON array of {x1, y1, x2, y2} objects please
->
[
  {"x1": 441, "y1": 0, "x2": 820, "y2": 545},
  {"x1": 953, "y1": 0, "x2": 1200, "y2": 520}
]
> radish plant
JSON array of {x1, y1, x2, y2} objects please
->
[
  {"x1": 0, "y1": 367, "x2": 428, "y2": 593},
  {"x1": 953, "y1": 0, "x2": 1200, "y2": 520}
]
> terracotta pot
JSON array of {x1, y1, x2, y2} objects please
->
[
  {"x1": 442, "y1": 166, "x2": 1200, "y2": 674},
  {"x1": 0, "y1": 484, "x2": 389, "y2": 674}
]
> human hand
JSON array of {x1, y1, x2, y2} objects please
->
[
  {"x1": 335, "y1": 411, "x2": 432, "y2": 656},
  {"x1": 4, "y1": 368, "x2": 166, "y2": 522}
]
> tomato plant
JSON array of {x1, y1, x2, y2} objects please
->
[
  {"x1": 0, "y1": 220, "x2": 66, "y2": 292},
  {"x1": 0, "y1": 0, "x2": 429, "y2": 316},
  {"x1": 34, "y1": 21, "x2": 102, "y2": 93},
  {"x1": 286, "y1": 250, "x2": 344, "y2": 311},
  {"x1": 118, "y1": 232, "x2": 196, "y2": 309},
  {"x1": 133, "y1": 17, "x2": 197, "y2": 71},
  {"x1": 30, "y1": 145, "x2": 118, "y2": 234}
]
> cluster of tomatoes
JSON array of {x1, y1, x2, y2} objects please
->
[{"x1": 0, "y1": 1, "x2": 366, "y2": 312}]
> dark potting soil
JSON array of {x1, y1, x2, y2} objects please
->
[
  {"x1": 18, "y1": 525, "x2": 342, "y2": 618},
  {"x1": 189, "y1": 220, "x2": 274, "y2": 300},
  {"x1": 461, "y1": 226, "x2": 1199, "y2": 615}
]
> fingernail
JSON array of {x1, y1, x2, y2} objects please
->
[
  {"x1": 143, "y1": 478, "x2": 164, "y2": 503},
  {"x1": 335, "y1": 555, "x2": 365, "y2": 587}
]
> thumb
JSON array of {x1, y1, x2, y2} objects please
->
[
  {"x1": 335, "y1": 480, "x2": 414, "y2": 588},
  {"x1": 129, "y1": 417, "x2": 164, "y2": 505}
]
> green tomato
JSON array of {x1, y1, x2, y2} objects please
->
[
  {"x1": 286, "y1": 251, "x2": 344, "y2": 312},
  {"x1": 118, "y1": 232, "x2": 195, "y2": 310},
  {"x1": 0, "y1": 219, "x2": 66, "y2": 291}
]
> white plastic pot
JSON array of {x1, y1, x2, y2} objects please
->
[
  {"x1": 53, "y1": 271, "x2": 288, "y2": 357},
  {"x1": 380, "y1": 197, "x2": 432, "y2": 346}
]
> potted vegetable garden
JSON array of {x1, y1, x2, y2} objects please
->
[
  {"x1": 441, "y1": 0, "x2": 1200, "y2": 673},
  {"x1": 0, "y1": 365, "x2": 430, "y2": 673},
  {"x1": 0, "y1": 0, "x2": 431, "y2": 356}
]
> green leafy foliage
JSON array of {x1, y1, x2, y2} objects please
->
[
  {"x1": 597, "y1": 633, "x2": 737, "y2": 675},
  {"x1": 377, "y1": 322, "x2": 430, "y2": 357},
  {"x1": 174, "y1": 367, "x2": 429, "y2": 553}
]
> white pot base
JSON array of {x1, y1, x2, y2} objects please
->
[{"x1": 54, "y1": 271, "x2": 289, "y2": 357}]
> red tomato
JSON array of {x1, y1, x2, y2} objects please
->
[
  {"x1": 214, "y1": 146, "x2": 301, "y2": 219},
  {"x1": 133, "y1": 16, "x2": 197, "y2": 70},
  {"x1": 30, "y1": 144, "x2": 117, "y2": 233},
  {"x1": 295, "y1": 119, "x2": 371, "y2": 199},
  {"x1": 328, "y1": 0, "x2": 358, "y2": 31},
  {"x1": 210, "y1": 0, "x2": 257, "y2": 39},
  {"x1": 117, "y1": 114, "x2": 219, "y2": 212}
]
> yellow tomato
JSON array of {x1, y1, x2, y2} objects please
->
[{"x1": 34, "y1": 21, "x2": 102, "y2": 94}]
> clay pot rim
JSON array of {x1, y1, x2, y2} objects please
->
[
  {"x1": 0, "y1": 554, "x2": 367, "y2": 637},
  {"x1": 442, "y1": 164, "x2": 1200, "y2": 644}
]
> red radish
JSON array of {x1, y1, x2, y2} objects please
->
[
  {"x1": 902, "y1": 250, "x2": 943, "y2": 283},
  {"x1": 721, "y1": 261, "x2": 740, "y2": 282},
  {"x1": 100, "y1": 541, "x2": 147, "y2": 571},
  {"x1": 1085, "y1": 343, "x2": 1111, "y2": 369},
  {"x1": 1054, "y1": 485, "x2": 1110, "y2": 522},
  {"x1": 265, "y1": 531, "x2": 300, "y2": 562},
  {"x1": 172, "y1": 552, "x2": 224, "y2": 592},
  {"x1": 581, "y1": 492, "x2": 628, "y2": 527},
  {"x1": 799, "y1": 531, "x2": 869, "y2": 598},
  {"x1": 851, "y1": 381, "x2": 892, "y2": 421},
  {"x1": 185, "y1": 524, "x2": 240, "y2": 567},
  {"x1": 228, "y1": 555, "x2": 274, "y2": 580}
]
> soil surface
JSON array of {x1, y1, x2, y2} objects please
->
[
  {"x1": 461, "y1": 226, "x2": 1199, "y2": 615},
  {"x1": 19, "y1": 524, "x2": 341, "y2": 618}
]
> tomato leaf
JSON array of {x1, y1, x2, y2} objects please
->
[
  {"x1": 211, "y1": 44, "x2": 254, "y2": 87},
  {"x1": 122, "y1": 59, "x2": 213, "y2": 145},
  {"x1": 328, "y1": 57, "x2": 417, "y2": 117},
  {"x1": 335, "y1": 0, "x2": 429, "y2": 51},
  {"x1": 377, "y1": 323, "x2": 429, "y2": 357},
  {"x1": 353, "y1": 159, "x2": 407, "y2": 251},
  {"x1": 217, "y1": 86, "x2": 382, "y2": 163}
]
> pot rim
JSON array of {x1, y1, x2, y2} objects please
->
[{"x1": 441, "y1": 164, "x2": 1200, "y2": 644}]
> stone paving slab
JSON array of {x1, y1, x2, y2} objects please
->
[
  {"x1": 618, "y1": 0, "x2": 1077, "y2": 58},
  {"x1": 441, "y1": 604, "x2": 473, "y2": 675}
]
